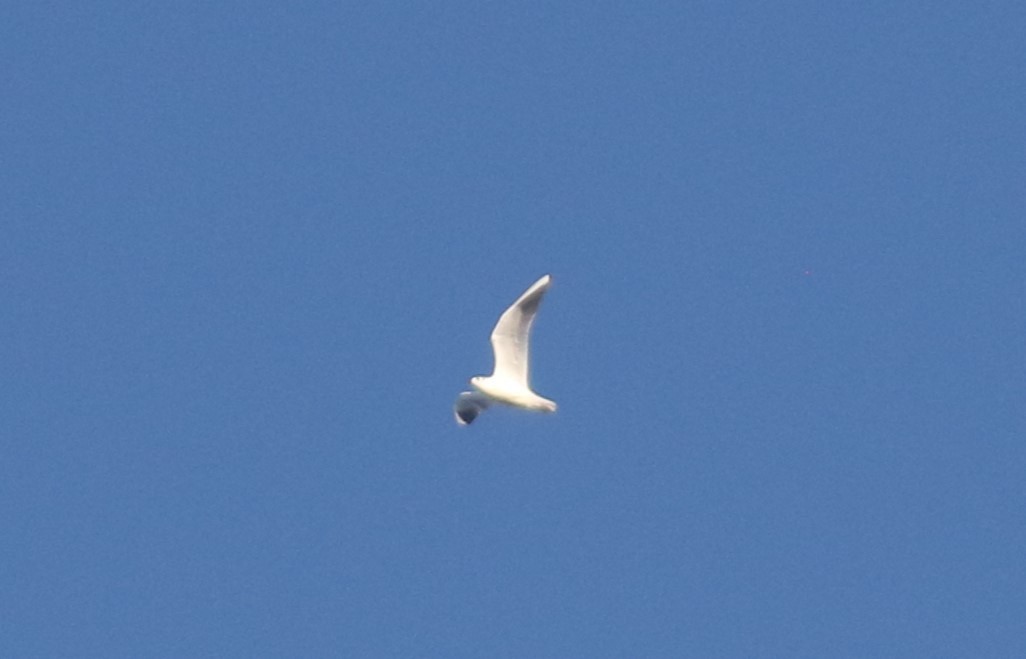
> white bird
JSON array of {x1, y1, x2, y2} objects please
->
[{"x1": 454, "y1": 274, "x2": 558, "y2": 425}]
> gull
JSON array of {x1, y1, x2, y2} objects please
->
[{"x1": 454, "y1": 274, "x2": 558, "y2": 425}]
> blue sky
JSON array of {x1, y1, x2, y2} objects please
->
[{"x1": 3, "y1": 2, "x2": 1024, "y2": 656}]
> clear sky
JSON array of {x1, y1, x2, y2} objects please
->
[{"x1": 3, "y1": 2, "x2": 1024, "y2": 657}]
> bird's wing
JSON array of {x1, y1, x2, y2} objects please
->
[
  {"x1": 454, "y1": 391, "x2": 490, "y2": 425},
  {"x1": 489, "y1": 274, "x2": 551, "y2": 386}
]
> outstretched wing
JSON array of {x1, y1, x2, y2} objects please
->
[
  {"x1": 489, "y1": 274, "x2": 552, "y2": 386},
  {"x1": 454, "y1": 391, "x2": 490, "y2": 426}
]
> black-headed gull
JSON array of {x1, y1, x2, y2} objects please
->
[{"x1": 454, "y1": 275, "x2": 558, "y2": 425}]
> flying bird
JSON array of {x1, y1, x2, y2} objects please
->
[{"x1": 454, "y1": 274, "x2": 558, "y2": 425}]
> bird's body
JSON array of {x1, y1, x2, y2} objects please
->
[
  {"x1": 470, "y1": 375, "x2": 556, "y2": 411},
  {"x1": 454, "y1": 275, "x2": 557, "y2": 425}
]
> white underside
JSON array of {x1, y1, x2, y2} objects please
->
[{"x1": 472, "y1": 376, "x2": 557, "y2": 412}]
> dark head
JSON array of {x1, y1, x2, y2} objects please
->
[{"x1": 455, "y1": 404, "x2": 480, "y2": 425}]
